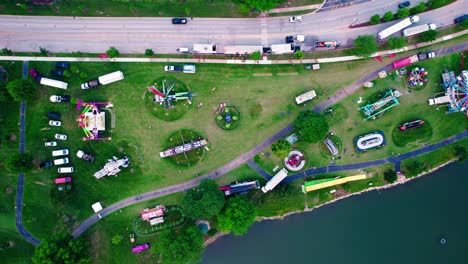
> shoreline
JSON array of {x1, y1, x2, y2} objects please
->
[{"x1": 204, "y1": 159, "x2": 457, "y2": 247}]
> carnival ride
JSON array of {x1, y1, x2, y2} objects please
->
[
  {"x1": 354, "y1": 132, "x2": 386, "y2": 152},
  {"x1": 301, "y1": 173, "x2": 367, "y2": 193},
  {"x1": 219, "y1": 180, "x2": 260, "y2": 196},
  {"x1": 359, "y1": 89, "x2": 402, "y2": 120},
  {"x1": 284, "y1": 150, "x2": 306, "y2": 171},
  {"x1": 399, "y1": 120, "x2": 425, "y2": 131},
  {"x1": 324, "y1": 137, "x2": 339, "y2": 156},
  {"x1": 148, "y1": 79, "x2": 197, "y2": 108},
  {"x1": 407, "y1": 67, "x2": 428, "y2": 87},
  {"x1": 131, "y1": 244, "x2": 150, "y2": 253},
  {"x1": 160, "y1": 138, "x2": 208, "y2": 158},
  {"x1": 429, "y1": 70, "x2": 468, "y2": 116},
  {"x1": 77, "y1": 100, "x2": 113, "y2": 141},
  {"x1": 94, "y1": 156, "x2": 130, "y2": 179}
]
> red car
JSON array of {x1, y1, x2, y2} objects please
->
[{"x1": 29, "y1": 68, "x2": 42, "y2": 81}]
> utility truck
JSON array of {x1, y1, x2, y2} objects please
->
[
  {"x1": 77, "y1": 150, "x2": 95, "y2": 162},
  {"x1": 81, "y1": 71, "x2": 124, "y2": 89},
  {"x1": 49, "y1": 95, "x2": 70, "y2": 103},
  {"x1": 378, "y1": 16, "x2": 419, "y2": 40},
  {"x1": 402, "y1": 23, "x2": 436, "y2": 37},
  {"x1": 261, "y1": 168, "x2": 288, "y2": 193},
  {"x1": 314, "y1": 41, "x2": 340, "y2": 49},
  {"x1": 391, "y1": 52, "x2": 435, "y2": 69}
]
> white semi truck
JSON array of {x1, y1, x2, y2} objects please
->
[
  {"x1": 261, "y1": 168, "x2": 288, "y2": 193},
  {"x1": 428, "y1": 95, "x2": 451, "y2": 105},
  {"x1": 378, "y1": 16, "x2": 419, "y2": 40},
  {"x1": 81, "y1": 71, "x2": 124, "y2": 89},
  {"x1": 402, "y1": 23, "x2": 436, "y2": 37}
]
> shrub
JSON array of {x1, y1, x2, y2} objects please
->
[
  {"x1": 39, "y1": 47, "x2": 49, "y2": 56},
  {"x1": 397, "y1": 7, "x2": 410, "y2": 19},
  {"x1": 352, "y1": 35, "x2": 377, "y2": 57},
  {"x1": 410, "y1": 2, "x2": 427, "y2": 15},
  {"x1": 384, "y1": 169, "x2": 397, "y2": 183},
  {"x1": 250, "y1": 51, "x2": 262, "y2": 60},
  {"x1": 271, "y1": 139, "x2": 291, "y2": 158},
  {"x1": 106, "y1": 47, "x2": 120, "y2": 58},
  {"x1": 145, "y1": 49, "x2": 154, "y2": 56},
  {"x1": 420, "y1": 29, "x2": 438, "y2": 42},
  {"x1": 383, "y1": 11, "x2": 394, "y2": 22},
  {"x1": 1, "y1": 48, "x2": 13, "y2": 55},
  {"x1": 427, "y1": 0, "x2": 451, "y2": 9},
  {"x1": 387, "y1": 36, "x2": 407, "y2": 49},
  {"x1": 370, "y1": 14, "x2": 381, "y2": 24},
  {"x1": 295, "y1": 50, "x2": 304, "y2": 60}
]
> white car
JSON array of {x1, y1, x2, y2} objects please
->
[
  {"x1": 55, "y1": 134, "x2": 67, "y2": 141},
  {"x1": 49, "y1": 120, "x2": 62, "y2": 127},
  {"x1": 289, "y1": 16, "x2": 302, "y2": 23},
  {"x1": 44, "y1": 141, "x2": 57, "y2": 147}
]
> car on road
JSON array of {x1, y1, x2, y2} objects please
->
[
  {"x1": 49, "y1": 120, "x2": 62, "y2": 127},
  {"x1": 398, "y1": 1, "x2": 411, "y2": 8},
  {"x1": 40, "y1": 161, "x2": 53, "y2": 168},
  {"x1": 289, "y1": 16, "x2": 302, "y2": 23},
  {"x1": 55, "y1": 133, "x2": 67, "y2": 140},
  {"x1": 44, "y1": 141, "x2": 57, "y2": 147},
  {"x1": 285, "y1": 36, "x2": 295, "y2": 43},
  {"x1": 454, "y1": 14, "x2": 468, "y2": 24},
  {"x1": 172, "y1": 18, "x2": 187, "y2": 24},
  {"x1": 164, "y1": 65, "x2": 182, "y2": 72}
]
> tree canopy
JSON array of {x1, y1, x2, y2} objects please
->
[
  {"x1": 32, "y1": 237, "x2": 89, "y2": 264},
  {"x1": 6, "y1": 79, "x2": 36, "y2": 102},
  {"x1": 387, "y1": 36, "x2": 407, "y2": 49},
  {"x1": 271, "y1": 139, "x2": 291, "y2": 158},
  {"x1": 397, "y1": 7, "x2": 410, "y2": 19},
  {"x1": 250, "y1": 51, "x2": 262, "y2": 60},
  {"x1": 106, "y1": 47, "x2": 119, "y2": 58},
  {"x1": 293, "y1": 110, "x2": 329, "y2": 143},
  {"x1": 420, "y1": 29, "x2": 438, "y2": 42},
  {"x1": 181, "y1": 179, "x2": 225, "y2": 220},
  {"x1": 352, "y1": 35, "x2": 377, "y2": 57},
  {"x1": 383, "y1": 11, "x2": 394, "y2": 22},
  {"x1": 218, "y1": 196, "x2": 256, "y2": 236},
  {"x1": 384, "y1": 169, "x2": 397, "y2": 183},
  {"x1": 154, "y1": 224, "x2": 204, "y2": 264},
  {"x1": 5, "y1": 153, "x2": 34, "y2": 172},
  {"x1": 370, "y1": 14, "x2": 381, "y2": 24},
  {"x1": 241, "y1": 0, "x2": 286, "y2": 12}
]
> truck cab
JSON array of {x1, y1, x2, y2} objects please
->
[{"x1": 81, "y1": 79, "x2": 100, "y2": 89}]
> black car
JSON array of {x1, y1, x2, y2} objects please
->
[
  {"x1": 398, "y1": 1, "x2": 410, "y2": 8},
  {"x1": 172, "y1": 18, "x2": 187, "y2": 24},
  {"x1": 40, "y1": 161, "x2": 53, "y2": 168},
  {"x1": 454, "y1": 14, "x2": 468, "y2": 24},
  {"x1": 51, "y1": 70, "x2": 65, "y2": 77},
  {"x1": 55, "y1": 62, "x2": 70, "y2": 69},
  {"x1": 285, "y1": 36, "x2": 294, "y2": 44},
  {"x1": 47, "y1": 112, "x2": 61, "y2": 120}
]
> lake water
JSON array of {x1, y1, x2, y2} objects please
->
[{"x1": 202, "y1": 161, "x2": 468, "y2": 264}]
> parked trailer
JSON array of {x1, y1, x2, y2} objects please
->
[
  {"x1": 378, "y1": 16, "x2": 419, "y2": 40},
  {"x1": 261, "y1": 168, "x2": 288, "y2": 193},
  {"x1": 81, "y1": 71, "x2": 124, "y2": 89},
  {"x1": 223, "y1": 45, "x2": 263, "y2": 55},
  {"x1": 295, "y1": 90, "x2": 317, "y2": 104},
  {"x1": 271, "y1": 44, "x2": 295, "y2": 54},
  {"x1": 428, "y1": 95, "x2": 451, "y2": 105},
  {"x1": 315, "y1": 41, "x2": 340, "y2": 49},
  {"x1": 391, "y1": 52, "x2": 435, "y2": 69},
  {"x1": 40, "y1": 77, "x2": 68, "y2": 89},
  {"x1": 402, "y1": 23, "x2": 436, "y2": 37},
  {"x1": 193, "y1": 44, "x2": 217, "y2": 54}
]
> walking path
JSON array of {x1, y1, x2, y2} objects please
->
[
  {"x1": 73, "y1": 41, "x2": 467, "y2": 238},
  {"x1": 15, "y1": 61, "x2": 41, "y2": 246}
]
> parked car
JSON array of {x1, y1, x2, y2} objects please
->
[
  {"x1": 44, "y1": 141, "x2": 57, "y2": 147},
  {"x1": 454, "y1": 14, "x2": 468, "y2": 24},
  {"x1": 28, "y1": 68, "x2": 42, "y2": 81},
  {"x1": 49, "y1": 95, "x2": 70, "y2": 103},
  {"x1": 289, "y1": 16, "x2": 302, "y2": 23},
  {"x1": 47, "y1": 112, "x2": 61, "y2": 120},
  {"x1": 54, "y1": 177, "x2": 72, "y2": 184},
  {"x1": 49, "y1": 120, "x2": 62, "y2": 127},
  {"x1": 164, "y1": 65, "x2": 182, "y2": 72},
  {"x1": 52, "y1": 149, "x2": 69, "y2": 157},
  {"x1": 40, "y1": 161, "x2": 53, "y2": 168},
  {"x1": 55, "y1": 134, "x2": 67, "y2": 140},
  {"x1": 172, "y1": 18, "x2": 187, "y2": 24},
  {"x1": 55, "y1": 62, "x2": 70, "y2": 69},
  {"x1": 51, "y1": 70, "x2": 66, "y2": 77},
  {"x1": 176, "y1": 48, "x2": 190, "y2": 53},
  {"x1": 182, "y1": 64, "x2": 196, "y2": 74},
  {"x1": 398, "y1": 1, "x2": 411, "y2": 8},
  {"x1": 58, "y1": 167, "x2": 74, "y2": 173},
  {"x1": 53, "y1": 157, "x2": 69, "y2": 166}
]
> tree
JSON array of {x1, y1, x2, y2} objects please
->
[
  {"x1": 111, "y1": 234, "x2": 123, "y2": 245},
  {"x1": 295, "y1": 50, "x2": 304, "y2": 60},
  {"x1": 370, "y1": 14, "x2": 381, "y2": 24},
  {"x1": 239, "y1": 4, "x2": 251, "y2": 14},
  {"x1": 293, "y1": 110, "x2": 329, "y2": 143},
  {"x1": 420, "y1": 29, "x2": 438, "y2": 42},
  {"x1": 5, "y1": 153, "x2": 34, "y2": 172},
  {"x1": 145, "y1": 48, "x2": 154, "y2": 56},
  {"x1": 384, "y1": 169, "x2": 398, "y2": 183},
  {"x1": 6, "y1": 79, "x2": 36, "y2": 102},
  {"x1": 181, "y1": 179, "x2": 225, "y2": 220},
  {"x1": 184, "y1": 7, "x2": 191, "y2": 16},
  {"x1": 410, "y1": 2, "x2": 427, "y2": 15},
  {"x1": 1, "y1": 48, "x2": 12, "y2": 55},
  {"x1": 397, "y1": 7, "x2": 410, "y2": 19},
  {"x1": 383, "y1": 11, "x2": 394, "y2": 22},
  {"x1": 32, "y1": 237, "x2": 88, "y2": 264},
  {"x1": 427, "y1": 0, "x2": 451, "y2": 9},
  {"x1": 405, "y1": 160, "x2": 424, "y2": 176},
  {"x1": 453, "y1": 146, "x2": 467, "y2": 161},
  {"x1": 218, "y1": 196, "x2": 256, "y2": 235},
  {"x1": 106, "y1": 47, "x2": 119, "y2": 58},
  {"x1": 351, "y1": 35, "x2": 377, "y2": 58},
  {"x1": 153, "y1": 224, "x2": 204, "y2": 264},
  {"x1": 387, "y1": 36, "x2": 407, "y2": 49},
  {"x1": 250, "y1": 51, "x2": 262, "y2": 60},
  {"x1": 271, "y1": 139, "x2": 291, "y2": 158},
  {"x1": 39, "y1": 47, "x2": 49, "y2": 56}
]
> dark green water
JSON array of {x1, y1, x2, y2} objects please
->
[{"x1": 202, "y1": 161, "x2": 468, "y2": 264}]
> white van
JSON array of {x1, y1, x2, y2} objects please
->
[
  {"x1": 52, "y1": 149, "x2": 69, "y2": 157},
  {"x1": 58, "y1": 167, "x2": 74, "y2": 173},
  {"x1": 40, "y1": 77, "x2": 68, "y2": 89},
  {"x1": 177, "y1": 48, "x2": 190, "y2": 53},
  {"x1": 54, "y1": 158, "x2": 69, "y2": 166}
]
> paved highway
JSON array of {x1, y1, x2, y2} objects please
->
[{"x1": 1, "y1": 0, "x2": 465, "y2": 54}]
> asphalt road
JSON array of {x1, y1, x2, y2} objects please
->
[
  {"x1": 1, "y1": 0, "x2": 465, "y2": 54},
  {"x1": 73, "y1": 43, "x2": 468, "y2": 238}
]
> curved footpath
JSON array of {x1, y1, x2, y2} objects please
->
[
  {"x1": 72, "y1": 42, "x2": 468, "y2": 238},
  {"x1": 15, "y1": 61, "x2": 41, "y2": 245}
]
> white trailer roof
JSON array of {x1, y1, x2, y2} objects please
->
[
  {"x1": 271, "y1": 44, "x2": 294, "y2": 54},
  {"x1": 295, "y1": 90, "x2": 317, "y2": 104},
  {"x1": 98, "y1": 71, "x2": 124, "y2": 85},
  {"x1": 40, "y1": 77, "x2": 68, "y2": 89},
  {"x1": 193, "y1": 44, "x2": 217, "y2": 54},
  {"x1": 262, "y1": 168, "x2": 288, "y2": 193},
  {"x1": 224, "y1": 46, "x2": 263, "y2": 55},
  {"x1": 92, "y1": 202, "x2": 103, "y2": 213}
]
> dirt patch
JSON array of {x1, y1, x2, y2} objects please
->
[
  {"x1": 253, "y1": 73, "x2": 273, "y2": 77},
  {"x1": 334, "y1": 189, "x2": 349, "y2": 198},
  {"x1": 6, "y1": 186, "x2": 13, "y2": 194},
  {"x1": 277, "y1": 72, "x2": 299, "y2": 76},
  {"x1": 90, "y1": 229, "x2": 106, "y2": 262},
  {"x1": 34, "y1": 181, "x2": 46, "y2": 186}
]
